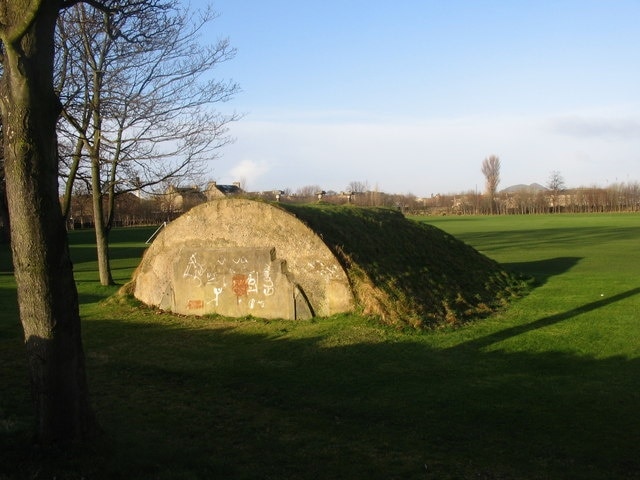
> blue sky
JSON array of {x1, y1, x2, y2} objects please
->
[{"x1": 199, "y1": 0, "x2": 640, "y2": 196}]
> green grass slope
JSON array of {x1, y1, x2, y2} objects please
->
[{"x1": 279, "y1": 204, "x2": 526, "y2": 328}]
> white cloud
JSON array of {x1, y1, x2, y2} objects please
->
[
  {"x1": 547, "y1": 115, "x2": 640, "y2": 140},
  {"x1": 226, "y1": 159, "x2": 270, "y2": 190}
]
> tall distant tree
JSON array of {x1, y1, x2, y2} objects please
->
[
  {"x1": 347, "y1": 180, "x2": 369, "y2": 194},
  {"x1": 56, "y1": 1, "x2": 239, "y2": 285},
  {"x1": 296, "y1": 185, "x2": 323, "y2": 198},
  {"x1": 547, "y1": 170, "x2": 566, "y2": 213},
  {"x1": 481, "y1": 155, "x2": 501, "y2": 214}
]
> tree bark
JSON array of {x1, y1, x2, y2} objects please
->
[
  {"x1": 0, "y1": 166, "x2": 9, "y2": 244},
  {"x1": 0, "y1": 1, "x2": 96, "y2": 444}
]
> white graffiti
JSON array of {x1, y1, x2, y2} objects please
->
[
  {"x1": 205, "y1": 272, "x2": 217, "y2": 284},
  {"x1": 249, "y1": 298, "x2": 265, "y2": 309},
  {"x1": 183, "y1": 253, "x2": 206, "y2": 286},
  {"x1": 262, "y1": 263, "x2": 274, "y2": 296},
  {"x1": 247, "y1": 272, "x2": 258, "y2": 293},
  {"x1": 308, "y1": 260, "x2": 339, "y2": 277},
  {"x1": 182, "y1": 252, "x2": 278, "y2": 310},
  {"x1": 208, "y1": 287, "x2": 223, "y2": 307}
]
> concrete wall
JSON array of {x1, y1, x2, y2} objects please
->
[{"x1": 132, "y1": 198, "x2": 354, "y2": 319}]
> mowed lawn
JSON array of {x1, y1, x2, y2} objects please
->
[{"x1": 1, "y1": 214, "x2": 640, "y2": 479}]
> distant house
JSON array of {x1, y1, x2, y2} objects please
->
[
  {"x1": 164, "y1": 185, "x2": 207, "y2": 213},
  {"x1": 205, "y1": 181, "x2": 243, "y2": 201},
  {"x1": 161, "y1": 182, "x2": 243, "y2": 215}
]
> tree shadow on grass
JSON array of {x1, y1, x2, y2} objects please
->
[{"x1": 454, "y1": 286, "x2": 640, "y2": 352}]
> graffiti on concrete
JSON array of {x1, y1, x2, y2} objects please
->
[
  {"x1": 187, "y1": 299, "x2": 204, "y2": 310},
  {"x1": 171, "y1": 247, "x2": 309, "y2": 319}
]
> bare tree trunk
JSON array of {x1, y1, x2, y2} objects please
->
[
  {"x1": 0, "y1": 1, "x2": 96, "y2": 444},
  {"x1": 481, "y1": 155, "x2": 501, "y2": 215},
  {"x1": 90, "y1": 156, "x2": 114, "y2": 286},
  {"x1": 61, "y1": 137, "x2": 84, "y2": 223}
]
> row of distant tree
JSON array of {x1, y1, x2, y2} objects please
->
[
  {"x1": 424, "y1": 182, "x2": 640, "y2": 215},
  {"x1": 260, "y1": 171, "x2": 640, "y2": 215},
  {"x1": 57, "y1": 176, "x2": 640, "y2": 234},
  {"x1": 474, "y1": 155, "x2": 640, "y2": 214},
  {"x1": 5, "y1": 151, "x2": 638, "y2": 247}
]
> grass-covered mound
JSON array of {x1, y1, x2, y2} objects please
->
[{"x1": 279, "y1": 204, "x2": 526, "y2": 328}]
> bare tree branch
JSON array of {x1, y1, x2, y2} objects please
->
[{"x1": 56, "y1": 0, "x2": 239, "y2": 284}]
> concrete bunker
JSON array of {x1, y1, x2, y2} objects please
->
[
  {"x1": 132, "y1": 199, "x2": 354, "y2": 320},
  {"x1": 131, "y1": 198, "x2": 525, "y2": 327}
]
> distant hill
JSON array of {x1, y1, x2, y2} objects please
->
[{"x1": 500, "y1": 183, "x2": 548, "y2": 193}]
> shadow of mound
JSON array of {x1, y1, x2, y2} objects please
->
[{"x1": 502, "y1": 256, "x2": 582, "y2": 286}]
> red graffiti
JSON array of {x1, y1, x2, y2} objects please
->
[
  {"x1": 232, "y1": 274, "x2": 248, "y2": 297},
  {"x1": 187, "y1": 299, "x2": 204, "y2": 309}
]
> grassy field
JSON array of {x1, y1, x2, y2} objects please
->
[{"x1": 1, "y1": 214, "x2": 640, "y2": 479}]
